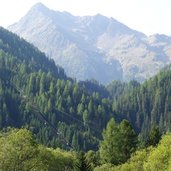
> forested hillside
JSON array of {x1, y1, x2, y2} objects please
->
[
  {"x1": 2, "y1": 26, "x2": 171, "y2": 149},
  {"x1": 111, "y1": 66, "x2": 171, "y2": 141},
  {"x1": 0, "y1": 27, "x2": 115, "y2": 151},
  {"x1": 95, "y1": 132, "x2": 171, "y2": 171},
  {"x1": 1, "y1": 26, "x2": 171, "y2": 170}
]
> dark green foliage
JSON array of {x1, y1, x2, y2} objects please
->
[
  {"x1": 95, "y1": 133, "x2": 171, "y2": 171},
  {"x1": 111, "y1": 66, "x2": 171, "y2": 141},
  {"x1": 107, "y1": 80, "x2": 140, "y2": 100},
  {"x1": 75, "y1": 151, "x2": 92, "y2": 171},
  {"x1": 119, "y1": 119, "x2": 138, "y2": 162},
  {"x1": 147, "y1": 125, "x2": 162, "y2": 146},
  {"x1": 79, "y1": 79, "x2": 110, "y2": 98},
  {"x1": 1, "y1": 26, "x2": 171, "y2": 159},
  {"x1": 0, "y1": 27, "x2": 115, "y2": 151},
  {"x1": 99, "y1": 118, "x2": 120, "y2": 164},
  {"x1": 99, "y1": 118, "x2": 137, "y2": 165},
  {"x1": 107, "y1": 81, "x2": 126, "y2": 100}
]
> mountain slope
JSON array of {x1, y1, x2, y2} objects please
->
[
  {"x1": 0, "y1": 26, "x2": 66, "y2": 79},
  {"x1": 2, "y1": 27, "x2": 171, "y2": 151},
  {"x1": 9, "y1": 3, "x2": 123, "y2": 84},
  {"x1": 0, "y1": 27, "x2": 117, "y2": 151},
  {"x1": 9, "y1": 3, "x2": 171, "y2": 83},
  {"x1": 111, "y1": 65, "x2": 171, "y2": 141}
]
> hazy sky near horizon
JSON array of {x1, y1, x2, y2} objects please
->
[{"x1": 0, "y1": 0, "x2": 170, "y2": 36}]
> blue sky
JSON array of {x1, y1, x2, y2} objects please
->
[{"x1": 0, "y1": 0, "x2": 170, "y2": 36}]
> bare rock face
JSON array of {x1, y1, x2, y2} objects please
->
[{"x1": 8, "y1": 3, "x2": 171, "y2": 84}]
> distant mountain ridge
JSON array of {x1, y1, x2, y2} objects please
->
[{"x1": 8, "y1": 3, "x2": 171, "y2": 83}]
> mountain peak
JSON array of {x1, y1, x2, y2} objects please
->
[
  {"x1": 8, "y1": 3, "x2": 171, "y2": 83},
  {"x1": 29, "y1": 2, "x2": 50, "y2": 14},
  {"x1": 32, "y1": 2, "x2": 47, "y2": 10}
]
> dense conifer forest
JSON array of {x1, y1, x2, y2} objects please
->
[{"x1": 1, "y1": 27, "x2": 171, "y2": 170}]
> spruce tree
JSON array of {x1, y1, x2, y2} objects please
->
[
  {"x1": 99, "y1": 118, "x2": 137, "y2": 165},
  {"x1": 75, "y1": 151, "x2": 92, "y2": 171},
  {"x1": 147, "y1": 125, "x2": 162, "y2": 146}
]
